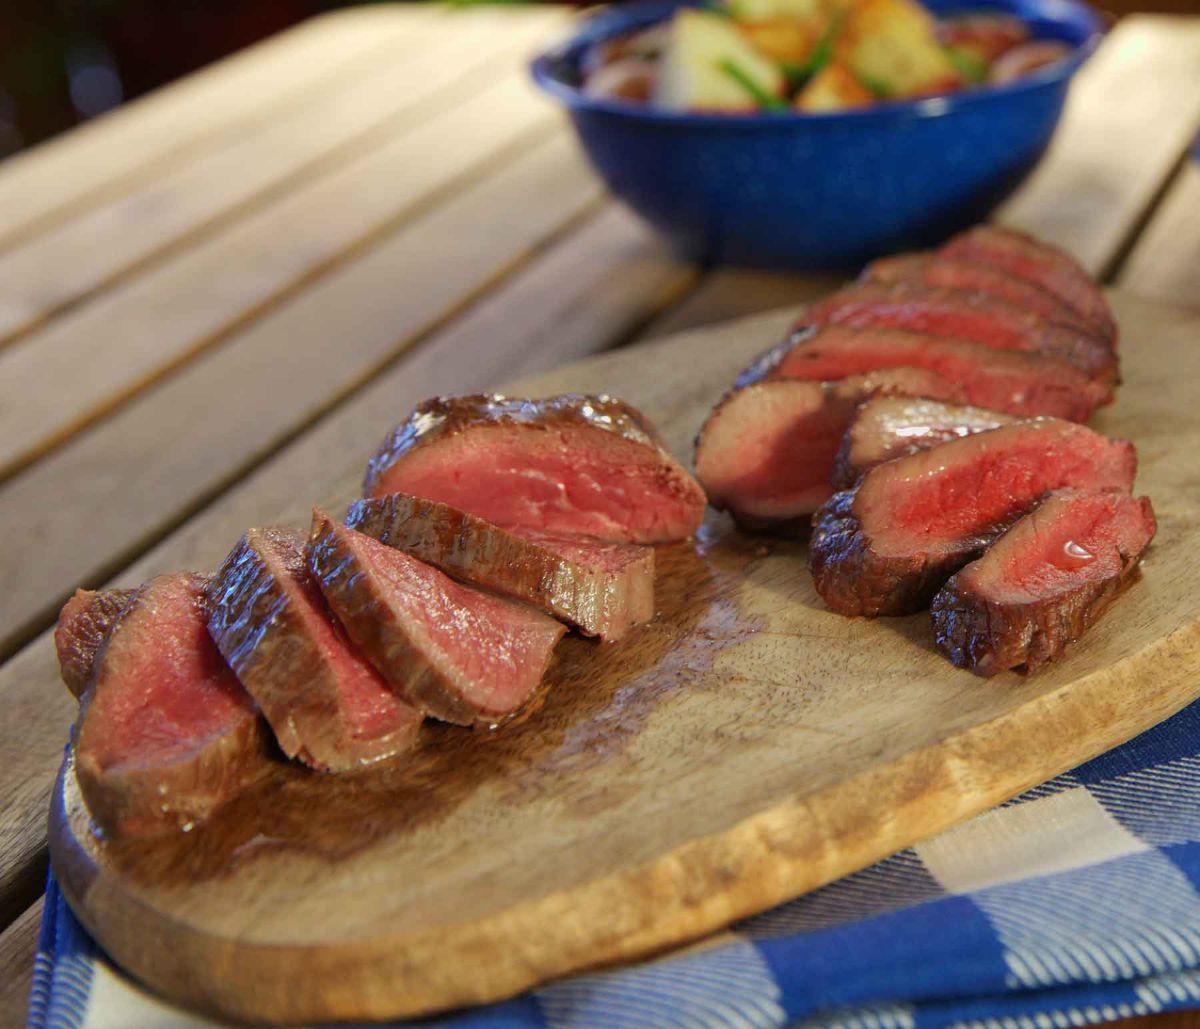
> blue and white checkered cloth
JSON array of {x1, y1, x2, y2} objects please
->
[{"x1": 29, "y1": 699, "x2": 1200, "y2": 1029}]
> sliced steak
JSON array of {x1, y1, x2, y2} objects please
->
[
  {"x1": 832, "y1": 396, "x2": 1017, "y2": 489},
  {"x1": 74, "y1": 572, "x2": 270, "y2": 837},
  {"x1": 363, "y1": 394, "x2": 705, "y2": 544},
  {"x1": 346, "y1": 494, "x2": 653, "y2": 642},
  {"x1": 863, "y1": 253, "x2": 1102, "y2": 341},
  {"x1": 744, "y1": 325, "x2": 1107, "y2": 419},
  {"x1": 695, "y1": 369, "x2": 964, "y2": 534},
  {"x1": 55, "y1": 587, "x2": 136, "y2": 699},
  {"x1": 802, "y1": 281, "x2": 1117, "y2": 387},
  {"x1": 207, "y1": 528, "x2": 422, "y2": 772},
  {"x1": 940, "y1": 225, "x2": 1117, "y2": 344},
  {"x1": 932, "y1": 490, "x2": 1156, "y2": 675},
  {"x1": 308, "y1": 511, "x2": 566, "y2": 726},
  {"x1": 808, "y1": 420, "x2": 1138, "y2": 616}
]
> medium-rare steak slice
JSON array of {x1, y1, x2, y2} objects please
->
[
  {"x1": 940, "y1": 225, "x2": 1117, "y2": 344},
  {"x1": 862, "y1": 253, "x2": 1102, "y2": 341},
  {"x1": 363, "y1": 394, "x2": 706, "y2": 544},
  {"x1": 809, "y1": 420, "x2": 1138, "y2": 616},
  {"x1": 742, "y1": 325, "x2": 1107, "y2": 419},
  {"x1": 802, "y1": 282, "x2": 1116, "y2": 387},
  {"x1": 308, "y1": 511, "x2": 566, "y2": 726},
  {"x1": 55, "y1": 587, "x2": 136, "y2": 699},
  {"x1": 695, "y1": 369, "x2": 965, "y2": 534},
  {"x1": 346, "y1": 494, "x2": 653, "y2": 642},
  {"x1": 207, "y1": 528, "x2": 422, "y2": 772},
  {"x1": 74, "y1": 572, "x2": 270, "y2": 837},
  {"x1": 832, "y1": 396, "x2": 1017, "y2": 489},
  {"x1": 932, "y1": 490, "x2": 1156, "y2": 675}
]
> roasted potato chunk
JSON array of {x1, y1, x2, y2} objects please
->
[
  {"x1": 836, "y1": 0, "x2": 962, "y2": 97},
  {"x1": 795, "y1": 62, "x2": 875, "y2": 110}
]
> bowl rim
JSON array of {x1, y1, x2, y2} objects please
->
[{"x1": 529, "y1": 0, "x2": 1104, "y2": 127}]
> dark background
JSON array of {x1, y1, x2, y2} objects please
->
[{"x1": 1, "y1": 0, "x2": 1196, "y2": 158}]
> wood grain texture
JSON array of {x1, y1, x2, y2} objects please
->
[
  {"x1": 0, "y1": 899, "x2": 40, "y2": 1028},
  {"x1": 0, "y1": 131, "x2": 603, "y2": 659},
  {"x1": 995, "y1": 16, "x2": 1200, "y2": 277},
  {"x1": 0, "y1": 8, "x2": 565, "y2": 350},
  {"x1": 0, "y1": 7, "x2": 454, "y2": 252},
  {"x1": 1116, "y1": 154, "x2": 1200, "y2": 310},
  {"x1": 0, "y1": 26, "x2": 565, "y2": 483},
  {"x1": 0, "y1": 202, "x2": 689, "y2": 930},
  {"x1": 51, "y1": 293, "x2": 1200, "y2": 1025}
]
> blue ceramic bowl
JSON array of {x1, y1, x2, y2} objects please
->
[{"x1": 531, "y1": 0, "x2": 1102, "y2": 268}]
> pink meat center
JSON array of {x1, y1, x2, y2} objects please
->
[
  {"x1": 86, "y1": 578, "x2": 253, "y2": 772},
  {"x1": 958, "y1": 493, "x2": 1146, "y2": 602},
  {"x1": 288, "y1": 568, "x2": 412, "y2": 740},
  {"x1": 352, "y1": 532, "x2": 562, "y2": 711},
  {"x1": 861, "y1": 430, "x2": 1134, "y2": 554},
  {"x1": 370, "y1": 428, "x2": 698, "y2": 542}
]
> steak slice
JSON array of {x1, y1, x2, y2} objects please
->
[
  {"x1": 932, "y1": 490, "x2": 1156, "y2": 675},
  {"x1": 346, "y1": 494, "x2": 654, "y2": 642},
  {"x1": 308, "y1": 511, "x2": 566, "y2": 726},
  {"x1": 940, "y1": 225, "x2": 1117, "y2": 344},
  {"x1": 363, "y1": 394, "x2": 706, "y2": 544},
  {"x1": 744, "y1": 324, "x2": 1107, "y2": 419},
  {"x1": 832, "y1": 396, "x2": 1017, "y2": 489},
  {"x1": 74, "y1": 572, "x2": 270, "y2": 837},
  {"x1": 808, "y1": 420, "x2": 1138, "y2": 616},
  {"x1": 802, "y1": 282, "x2": 1117, "y2": 387},
  {"x1": 55, "y1": 587, "x2": 136, "y2": 699},
  {"x1": 863, "y1": 253, "x2": 1103, "y2": 341},
  {"x1": 207, "y1": 528, "x2": 422, "y2": 772},
  {"x1": 695, "y1": 369, "x2": 965, "y2": 534}
]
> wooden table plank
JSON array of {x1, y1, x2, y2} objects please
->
[
  {"x1": 0, "y1": 899, "x2": 41, "y2": 1028},
  {"x1": 0, "y1": 6, "x2": 446, "y2": 253},
  {"x1": 0, "y1": 7, "x2": 565, "y2": 350},
  {"x1": 0, "y1": 65, "x2": 563, "y2": 486},
  {"x1": 1116, "y1": 147, "x2": 1200, "y2": 310},
  {"x1": 0, "y1": 129, "x2": 602, "y2": 660},
  {"x1": 996, "y1": 16, "x2": 1200, "y2": 279},
  {"x1": 0, "y1": 202, "x2": 692, "y2": 925}
]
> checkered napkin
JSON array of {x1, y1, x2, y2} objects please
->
[{"x1": 29, "y1": 699, "x2": 1200, "y2": 1029}]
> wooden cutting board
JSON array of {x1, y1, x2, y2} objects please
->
[{"x1": 50, "y1": 293, "x2": 1200, "y2": 1026}]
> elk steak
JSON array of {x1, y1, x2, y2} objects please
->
[
  {"x1": 744, "y1": 325, "x2": 1108, "y2": 419},
  {"x1": 307, "y1": 511, "x2": 566, "y2": 726},
  {"x1": 346, "y1": 493, "x2": 654, "y2": 642},
  {"x1": 862, "y1": 253, "x2": 1102, "y2": 341},
  {"x1": 809, "y1": 420, "x2": 1138, "y2": 616},
  {"x1": 802, "y1": 281, "x2": 1116, "y2": 387},
  {"x1": 940, "y1": 224, "x2": 1117, "y2": 344},
  {"x1": 73, "y1": 572, "x2": 270, "y2": 837},
  {"x1": 932, "y1": 490, "x2": 1156, "y2": 675},
  {"x1": 832, "y1": 396, "x2": 1017, "y2": 489},
  {"x1": 55, "y1": 587, "x2": 136, "y2": 699},
  {"x1": 207, "y1": 528, "x2": 422, "y2": 772},
  {"x1": 695, "y1": 370, "x2": 964, "y2": 534},
  {"x1": 363, "y1": 394, "x2": 706, "y2": 544}
]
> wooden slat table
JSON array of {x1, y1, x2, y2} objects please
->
[{"x1": 0, "y1": 6, "x2": 1197, "y2": 1025}]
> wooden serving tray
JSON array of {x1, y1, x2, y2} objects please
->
[{"x1": 50, "y1": 294, "x2": 1200, "y2": 1025}]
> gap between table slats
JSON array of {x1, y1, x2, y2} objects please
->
[
  {"x1": 1115, "y1": 146, "x2": 1200, "y2": 310},
  {"x1": 0, "y1": 67, "x2": 567, "y2": 493},
  {"x1": 0, "y1": 898, "x2": 41, "y2": 1027},
  {"x1": 0, "y1": 6, "x2": 561, "y2": 256}
]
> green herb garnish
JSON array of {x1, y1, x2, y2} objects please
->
[
  {"x1": 859, "y1": 72, "x2": 893, "y2": 98},
  {"x1": 719, "y1": 58, "x2": 788, "y2": 109},
  {"x1": 943, "y1": 45, "x2": 989, "y2": 83}
]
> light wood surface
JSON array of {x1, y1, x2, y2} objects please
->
[
  {"x1": 51, "y1": 293, "x2": 1200, "y2": 1024},
  {"x1": 0, "y1": 900, "x2": 41, "y2": 1028},
  {"x1": 2, "y1": 4, "x2": 1200, "y2": 1024},
  {"x1": 1117, "y1": 153, "x2": 1200, "y2": 311}
]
